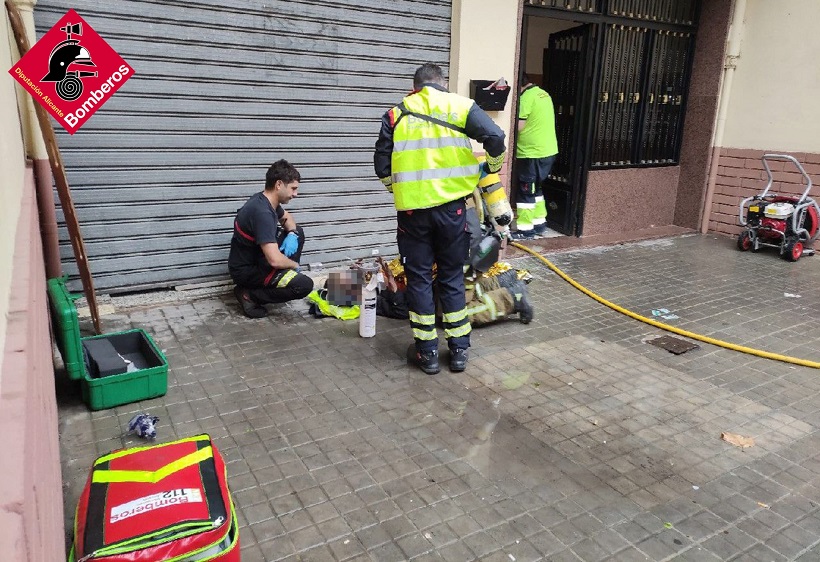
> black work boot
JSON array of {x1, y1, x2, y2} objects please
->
[
  {"x1": 449, "y1": 348, "x2": 468, "y2": 372},
  {"x1": 511, "y1": 283, "x2": 534, "y2": 324},
  {"x1": 234, "y1": 286, "x2": 268, "y2": 318},
  {"x1": 414, "y1": 349, "x2": 441, "y2": 375}
]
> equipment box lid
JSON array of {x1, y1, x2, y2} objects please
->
[{"x1": 47, "y1": 276, "x2": 85, "y2": 380}]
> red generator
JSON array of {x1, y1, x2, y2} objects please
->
[
  {"x1": 69, "y1": 434, "x2": 239, "y2": 562},
  {"x1": 738, "y1": 153, "x2": 819, "y2": 261}
]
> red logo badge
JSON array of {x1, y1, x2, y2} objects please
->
[{"x1": 8, "y1": 9, "x2": 134, "y2": 134}]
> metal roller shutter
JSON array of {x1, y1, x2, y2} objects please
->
[{"x1": 34, "y1": 0, "x2": 452, "y2": 293}]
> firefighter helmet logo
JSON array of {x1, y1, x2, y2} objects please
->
[
  {"x1": 41, "y1": 22, "x2": 98, "y2": 101},
  {"x1": 8, "y1": 9, "x2": 133, "y2": 134}
]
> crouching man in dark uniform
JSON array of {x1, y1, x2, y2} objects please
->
[{"x1": 228, "y1": 159, "x2": 314, "y2": 318}]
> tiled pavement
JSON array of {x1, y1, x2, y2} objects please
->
[{"x1": 57, "y1": 234, "x2": 820, "y2": 561}]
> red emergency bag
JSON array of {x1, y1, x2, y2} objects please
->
[{"x1": 69, "y1": 434, "x2": 239, "y2": 562}]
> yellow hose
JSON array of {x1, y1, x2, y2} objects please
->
[{"x1": 511, "y1": 242, "x2": 820, "y2": 369}]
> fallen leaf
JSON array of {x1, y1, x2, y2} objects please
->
[
  {"x1": 721, "y1": 432, "x2": 755, "y2": 448},
  {"x1": 758, "y1": 502, "x2": 769, "y2": 509}
]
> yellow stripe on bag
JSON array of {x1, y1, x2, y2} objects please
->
[
  {"x1": 95, "y1": 435, "x2": 209, "y2": 465},
  {"x1": 92, "y1": 446, "x2": 213, "y2": 484}
]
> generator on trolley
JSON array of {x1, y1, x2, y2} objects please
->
[{"x1": 737, "y1": 154, "x2": 819, "y2": 261}]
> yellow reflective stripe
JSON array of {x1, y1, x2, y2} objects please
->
[
  {"x1": 410, "y1": 311, "x2": 435, "y2": 325},
  {"x1": 443, "y1": 309, "x2": 468, "y2": 323},
  {"x1": 486, "y1": 151, "x2": 505, "y2": 172},
  {"x1": 393, "y1": 164, "x2": 480, "y2": 185},
  {"x1": 465, "y1": 302, "x2": 489, "y2": 316},
  {"x1": 444, "y1": 323, "x2": 472, "y2": 339},
  {"x1": 95, "y1": 435, "x2": 208, "y2": 465},
  {"x1": 481, "y1": 293, "x2": 499, "y2": 320},
  {"x1": 93, "y1": 446, "x2": 213, "y2": 484},
  {"x1": 413, "y1": 328, "x2": 438, "y2": 341},
  {"x1": 277, "y1": 270, "x2": 297, "y2": 288},
  {"x1": 394, "y1": 137, "x2": 473, "y2": 152}
]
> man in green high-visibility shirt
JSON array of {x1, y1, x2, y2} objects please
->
[{"x1": 510, "y1": 74, "x2": 558, "y2": 240}]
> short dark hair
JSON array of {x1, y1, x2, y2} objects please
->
[
  {"x1": 413, "y1": 63, "x2": 445, "y2": 89},
  {"x1": 265, "y1": 159, "x2": 301, "y2": 189},
  {"x1": 521, "y1": 73, "x2": 532, "y2": 85}
]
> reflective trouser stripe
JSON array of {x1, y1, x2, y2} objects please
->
[
  {"x1": 413, "y1": 327, "x2": 438, "y2": 341},
  {"x1": 277, "y1": 270, "x2": 297, "y2": 288},
  {"x1": 534, "y1": 195, "x2": 547, "y2": 225},
  {"x1": 410, "y1": 311, "x2": 435, "y2": 325},
  {"x1": 393, "y1": 164, "x2": 480, "y2": 185},
  {"x1": 410, "y1": 310, "x2": 437, "y2": 341},
  {"x1": 443, "y1": 309, "x2": 467, "y2": 323},
  {"x1": 517, "y1": 202, "x2": 537, "y2": 230},
  {"x1": 393, "y1": 137, "x2": 473, "y2": 152},
  {"x1": 444, "y1": 322, "x2": 472, "y2": 339}
]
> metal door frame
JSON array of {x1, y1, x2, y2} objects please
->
[{"x1": 518, "y1": 0, "x2": 701, "y2": 236}]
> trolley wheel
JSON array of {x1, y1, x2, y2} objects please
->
[
  {"x1": 784, "y1": 239, "x2": 804, "y2": 262},
  {"x1": 737, "y1": 231, "x2": 754, "y2": 251}
]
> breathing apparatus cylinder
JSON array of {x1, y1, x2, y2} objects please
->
[
  {"x1": 478, "y1": 171, "x2": 513, "y2": 230},
  {"x1": 359, "y1": 265, "x2": 379, "y2": 338}
]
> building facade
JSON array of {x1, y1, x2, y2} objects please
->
[{"x1": 2, "y1": 1, "x2": 820, "y2": 558}]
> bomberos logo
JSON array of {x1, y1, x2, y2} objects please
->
[{"x1": 8, "y1": 9, "x2": 134, "y2": 134}]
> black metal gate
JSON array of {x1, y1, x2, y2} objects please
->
[
  {"x1": 591, "y1": 25, "x2": 693, "y2": 167},
  {"x1": 541, "y1": 24, "x2": 592, "y2": 235},
  {"x1": 521, "y1": 0, "x2": 699, "y2": 236}
]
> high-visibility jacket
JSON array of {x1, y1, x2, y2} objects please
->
[{"x1": 387, "y1": 87, "x2": 480, "y2": 211}]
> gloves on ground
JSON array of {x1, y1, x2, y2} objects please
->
[{"x1": 280, "y1": 232, "x2": 299, "y2": 257}]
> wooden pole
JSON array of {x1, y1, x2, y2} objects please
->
[{"x1": 5, "y1": 0, "x2": 102, "y2": 334}]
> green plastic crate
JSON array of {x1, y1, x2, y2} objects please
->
[
  {"x1": 80, "y1": 329, "x2": 168, "y2": 410},
  {"x1": 47, "y1": 277, "x2": 168, "y2": 410}
]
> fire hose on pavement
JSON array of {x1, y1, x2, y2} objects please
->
[{"x1": 510, "y1": 242, "x2": 820, "y2": 370}]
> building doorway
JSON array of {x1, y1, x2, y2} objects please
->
[
  {"x1": 517, "y1": 1, "x2": 699, "y2": 237},
  {"x1": 520, "y1": 17, "x2": 593, "y2": 235}
]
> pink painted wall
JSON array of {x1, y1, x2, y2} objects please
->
[{"x1": 0, "y1": 167, "x2": 65, "y2": 561}]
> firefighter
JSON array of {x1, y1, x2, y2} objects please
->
[
  {"x1": 375, "y1": 63, "x2": 506, "y2": 375},
  {"x1": 228, "y1": 160, "x2": 313, "y2": 318}
]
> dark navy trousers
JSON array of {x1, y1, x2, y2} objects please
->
[{"x1": 397, "y1": 198, "x2": 472, "y2": 353}]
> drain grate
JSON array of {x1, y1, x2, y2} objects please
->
[{"x1": 647, "y1": 335, "x2": 699, "y2": 355}]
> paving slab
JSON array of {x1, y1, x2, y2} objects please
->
[{"x1": 57, "y1": 234, "x2": 820, "y2": 560}]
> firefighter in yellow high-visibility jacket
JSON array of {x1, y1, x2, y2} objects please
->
[{"x1": 374, "y1": 63, "x2": 506, "y2": 375}]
